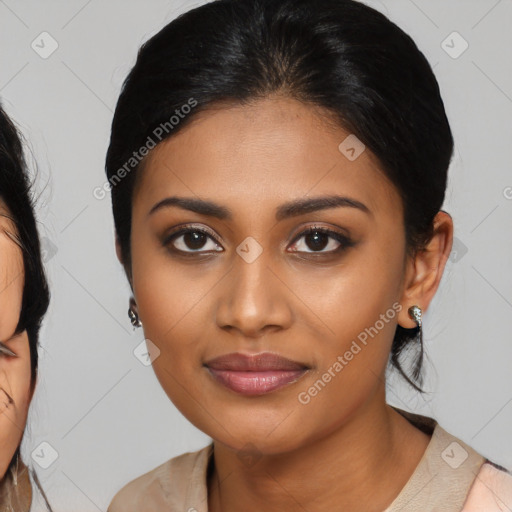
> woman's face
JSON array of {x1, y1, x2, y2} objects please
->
[
  {"x1": 0, "y1": 204, "x2": 32, "y2": 478},
  {"x1": 127, "y1": 96, "x2": 421, "y2": 454}
]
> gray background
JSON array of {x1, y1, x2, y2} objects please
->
[{"x1": 0, "y1": 0, "x2": 511, "y2": 509}]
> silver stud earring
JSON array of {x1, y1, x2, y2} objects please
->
[
  {"x1": 407, "y1": 304, "x2": 424, "y2": 384},
  {"x1": 408, "y1": 305, "x2": 422, "y2": 328},
  {"x1": 128, "y1": 297, "x2": 142, "y2": 328}
]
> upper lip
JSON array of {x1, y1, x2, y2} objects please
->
[{"x1": 204, "y1": 352, "x2": 309, "y2": 371}]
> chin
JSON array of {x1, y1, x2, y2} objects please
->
[{"x1": 211, "y1": 420, "x2": 307, "y2": 455}]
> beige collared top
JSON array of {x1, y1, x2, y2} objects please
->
[
  {"x1": 108, "y1": 408, "x2": 512, "y2": 511},
  {"x1": 0, "y1": 459, "x2": 31, "y2": 512}
]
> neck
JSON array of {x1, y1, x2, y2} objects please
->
[{"x1": 208, "y1": 388, "x2": 430, "y2": 512}]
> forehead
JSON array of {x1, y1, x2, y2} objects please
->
[{"x1": 133, "y1": 96, "x2": 401, "y2": 221}]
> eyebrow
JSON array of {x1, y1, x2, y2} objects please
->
[{"x1": 148, "y1": 194, "x2": 371, "y2": 221}]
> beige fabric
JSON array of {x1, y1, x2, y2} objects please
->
[
  {"x1": 0, "y1": 459, "x2": 32, "y2": 512},
  {"x1": 108, "y1": 408, "x2": 511, "y2": 511},
  {"x1": 382, "y1": 416, "x2": 485, "y2": 510}
]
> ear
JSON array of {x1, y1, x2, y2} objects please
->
[{"x1": 397, "y1": 211, "x2": 453, "y2": 328}]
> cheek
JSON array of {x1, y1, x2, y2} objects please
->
[
  {"x1": 130, "y1": 239, "x2": 212, "y2": 402},
  {"x1": 0, "y1": 354, "x2": 32, "y2": 416},
  {"x1": 132, "y1": 252, "x2": 214, "y2": 353},
  {"x1": 0, "y1": 347, "x2": 32, "y2": 477},
  {"x1": 279, "y1": 232, "x2": 406, "y2": 432},
  {"x1": 293, "y1": 228, "x2": 405, "y2": 349},
  {"x1": 130, "y1": 209, "x2": 226, "y2": 355}
]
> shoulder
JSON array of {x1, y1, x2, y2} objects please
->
[
  {"x1": 108, "y1": 444, "x2": 213, "y2": 512},
  {"x1": 462, "y1": 462, "x2": 512, "y2": 511}
]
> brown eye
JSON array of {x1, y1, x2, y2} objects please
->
[
  {"x1": 180, "y1": 231, "x2": 209, "y2": 250},
  {"x1": 289, "y1": 226, "x2": 353, "y2": 254},
  {"x1": 163, "y1": 225, "x2": 223, "y2": 254}
]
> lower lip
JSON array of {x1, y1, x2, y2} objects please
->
[{"x1": 206, "y1": 368, "x2": 308, "y2": 395}]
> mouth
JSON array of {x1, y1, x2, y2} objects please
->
[{"x1": 204, "y1": 352, "x2": 310, "y2": 396}]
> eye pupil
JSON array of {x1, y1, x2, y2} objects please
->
[
  {"x1": 306, "y1": 231, "x2": 328, "y2": 251},
  {"x1": 184, "y1": 231, "x2": 207, "y2": 249}
]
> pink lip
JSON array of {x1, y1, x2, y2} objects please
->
[{"x1": 204, "y1": 352, "x2": 309, "y2": 395}]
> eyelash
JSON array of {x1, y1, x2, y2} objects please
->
[{"x1": 163, "y1": 223, "x2": 353, "y2": 256}]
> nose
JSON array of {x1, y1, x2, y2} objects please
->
[{"x1": 215, "y1": 248, "x2": 293, "y2": 339}]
